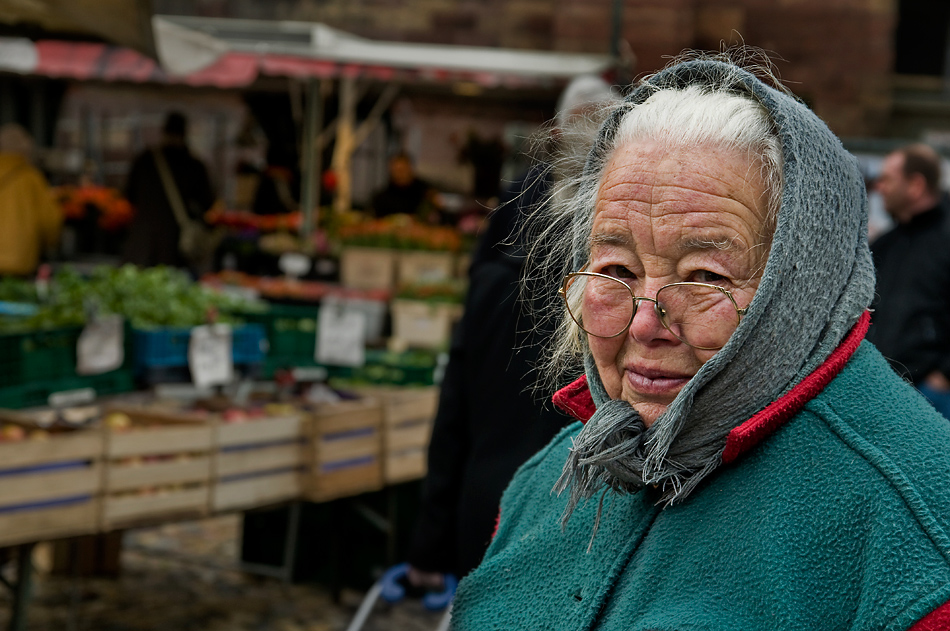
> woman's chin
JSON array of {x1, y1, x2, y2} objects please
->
[{"x1": 631, "y1": 401, "x2": 670, "y2": 428}]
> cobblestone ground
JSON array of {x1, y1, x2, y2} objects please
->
[{"x1": 0, "y1": 516, "x2": 445, "y2": 631}]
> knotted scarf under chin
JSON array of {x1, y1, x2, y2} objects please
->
[{"x1": 553, "y1": 398, "x2": 721, "y2": 540}]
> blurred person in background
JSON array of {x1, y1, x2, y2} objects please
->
[
  {"x1": 370, "y1": 152, "x2": 443, "y2": 223},
  {"x1": 867, "y1": 143, "x2": 950, "y2": 418},
  {"x1": 405, "y1": 74, "x2": 619, "y2": 588},
  {"x1": 0, "y1": 123, "x2": 62, "y2": 277},
  {"x1": 122, "y1": 112, "x2": 215, "y2": 269},
  {"x1": 252, "y1": 142, "x2": 300, "y2": 215}
]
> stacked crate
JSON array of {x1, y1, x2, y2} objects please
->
[
  {"x1": 0, "y1": 412, "x2": 103, "y2": 546},
  {"x1": 304, "y1": 398, "x2": 385, "y2": 502},
  {"x1": 99, "y1": 407, "x2": 213, "y2": 530},
  {"x1": 211, "y1": 412, "x2": 305, "y2": 512}
]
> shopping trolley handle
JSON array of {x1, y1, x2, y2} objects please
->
[{"x1": 379, "y1": 562, "x2": 458, "y2": 611}]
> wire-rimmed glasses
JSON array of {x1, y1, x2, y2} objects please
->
[{"x1": 558, "y1": 271, "x2": 749, "y2": 350}]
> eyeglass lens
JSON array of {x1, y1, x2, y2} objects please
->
[{"x1": 564, "y1": 274, "x2": 740, "y2": 349}]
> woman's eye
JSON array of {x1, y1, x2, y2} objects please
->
[
  {"x1": 693, "y1": 270, "x2": 728, "y2": 284},
  {"x1": 602, "y1": 265, "x2": 636, "y2": 279}
]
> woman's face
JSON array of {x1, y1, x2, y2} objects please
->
[{"x1": 588, "y1": 141, "x2": 771, "y2": 426}]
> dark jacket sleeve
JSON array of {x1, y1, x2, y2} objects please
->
[{"x1": 406, "y1": 315, "x2": 471, "y2": 572}]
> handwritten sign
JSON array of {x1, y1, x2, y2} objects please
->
[
  {"x1": 189, "y1": 324, "x2": 234, "y2": 388},
  {"x1": 316, "y1": 303, "x2": 366, "y2": 367},
  {"x1": 77, "y1": 315, "x2": 124, "y2": 375}
]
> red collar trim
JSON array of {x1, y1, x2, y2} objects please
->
[
  {"x1": 551, "y1": 311, "x2": 872, "y2": 458},
  {"x1": 552, "y1": 374, "x2": 596, "y2": 422},
  {"x1": 721, "y1": 310, "x2": 870, "y2": 463}
]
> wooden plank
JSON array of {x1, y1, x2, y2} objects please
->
[
  {"x1": 307, "y1": 461, "x2": 382, "y2": 502},
  {"x1": 309, "y1": 400, "x2": 383, "y2": 435},
  {"x1": 107, "y1": 457, "x2": 211, "y2": 492},
  {"x1": 385, "y1": 388, "x2": 439, "y2": 425},
  {"x1": 212, "y1": 472, "x2": 300, "y2": 512},
  {"x1": 385, "y1": 449, "x2": 427, "y2": 484},
  {"x1": 0, "y1": 500, "x2": 98, "y2": 547},
  {"x1": 314, "y1": 434, "x2": 379, "y2": 464},
  {"x1": 108, "y1": 425, "x2": 213, "y2": 458},
  {"x1": 216, "y1": 416, "x2": 302, "y2": 448},
  {"x1": 386, "y1": 421, "x2": 432, "y2": 452},
  {"x1": 0, "y1": 464, "x2": 100, "y2": 506},
  {"x1": 102, "y1": 486, "x2": 208, "y2": 526},
  {"x1": 0, "y1": 430, "x2": 103, "y2": 469},
  {"x1": 215, "y1": 444, "x2": 302, "y2": 477}
]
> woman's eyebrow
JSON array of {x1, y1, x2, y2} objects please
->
[
  {"x1": 589, "y1": 231, "x2": 635, "y2": 250},
  {"x1": 676, "y1": 235, "x2": 745, "y2": 254}
]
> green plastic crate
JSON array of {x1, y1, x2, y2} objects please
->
[
  {"x1": 0, "y1": 368, "x2": 135, "y2": 410},
  {"x1": 243, "y1": 304, "x2": 319, "y2": 367},
  {"x1": 0, "y1": 327, "x2": 83, "y2": 388}
]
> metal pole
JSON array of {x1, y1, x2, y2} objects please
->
[{"x1": 300, "y1": 78, "x2": 323, "y2": 246}]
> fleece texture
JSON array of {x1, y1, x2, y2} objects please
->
[{"x1": 451, "y1": 341, "x2": 950, "y2": 630}]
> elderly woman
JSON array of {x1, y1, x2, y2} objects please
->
[{"x1": 448, "y1": 56, "x2": 950, "y2": 630}]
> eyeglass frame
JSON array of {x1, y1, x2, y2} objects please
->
[{"x1": 557, "y1": 270, "x2": 749, "y2": 350}]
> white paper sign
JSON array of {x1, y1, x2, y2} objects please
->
[
  {"x1": 77, "y1": 315, "x2": 124, "y2": 375},
  {"x1": 316, "y1": 303, "x2": 366, "y2": 367},
  {"x1": 189, "y1": 324, "x2": 234, "y2": 388}
]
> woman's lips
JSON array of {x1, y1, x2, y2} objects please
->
[{"x1": 625, "y1": 367, "x2": 692, "y2": 395}]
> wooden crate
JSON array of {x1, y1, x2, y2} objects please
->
[
  {"x1": 304, "y1": 398, "x2": 384, "y2": 502},
  {"x1": 391, "y1": 300, "x2": 463, "y2": 350},
  {"x1": 360, "y1": 387, "x2": 439, "y2": 484},
  {"x1": 396, "y1": 251, "x2": 455, "y2": 286},
  {"x1": 340, "y1": 247, "x2": 397, "y2": 290},
  {"x1": 212, "y1": 414, "x2": 305, "y2": 513},
  {"x1": 0, "y1": 412, "x2": 103, "y2": 546},
  {"x1": 100, "y1": 407, "x2": 213, "y2": 530}
]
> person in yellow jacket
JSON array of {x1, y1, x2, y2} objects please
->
[{"x1": 0, "y1": 124, "x2": 62, "y2": 276}]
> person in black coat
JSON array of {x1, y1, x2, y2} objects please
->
[
  {"x1": 867, "y1": 143, "x2": 950, "y2": 418},
  {"x1": 122, "y1": 112, "x2": 215, "y2": 269},
  {"x1": 405, "y1": 75, "x2": 619, "y2": 585}
]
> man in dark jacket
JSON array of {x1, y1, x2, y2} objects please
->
[{"x1": 867, "y1": 143, "x2": 950, "y2": 418}]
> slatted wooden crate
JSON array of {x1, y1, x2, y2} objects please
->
[
  {"x1": 212, "y1": 414, "x2": 305, "y2": 512},
  {"x1": 396, "y1": 251, "x2": 455, "y2": 286},
  {"x1": 359, "y1": 387, "x2": 439, "y2": 484},
  {"x1": 100, "y1": 407, "x2": 213, "y2": 530},
  {"x1": 0, "y1": 412, "x2": 103, "y2": 546},
  {"x1": 304, "y1": 398, "x2": 384, "y2": 502},
  {"x1": 340, "y1": 247, "x2": 397, "y2": 290},
  {"x1": 390, "y1": 300, "x2": 463, "y2": 350}
]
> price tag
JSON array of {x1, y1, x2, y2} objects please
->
[
  {"x1": 77, "y1": 315, "x2": 124, "y2": 375},
  {"x1": 189, "y1": 324, "x2": 234, "y2": 388},
  {"x1": 316, "y1": 303, "x2": 366, "y2": 367},
  {"x1": 278, "y1": 252, "x2": 311, "y2": 278}
]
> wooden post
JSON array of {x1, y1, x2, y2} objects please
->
[{"x1": 300, "y1": 78, "x2": 324, "y2": 245}]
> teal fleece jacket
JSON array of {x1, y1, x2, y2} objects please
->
[{"x1": 451, "y1": 339, "x2": 950, "y2": 630}]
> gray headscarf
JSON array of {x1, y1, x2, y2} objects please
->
[{"x1": 554, "y1": 59, "x2": 875, "y2": 519}]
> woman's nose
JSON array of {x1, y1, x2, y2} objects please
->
[{"x1": 629, "y1": 297, "x2": 679, "y2": 345}]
